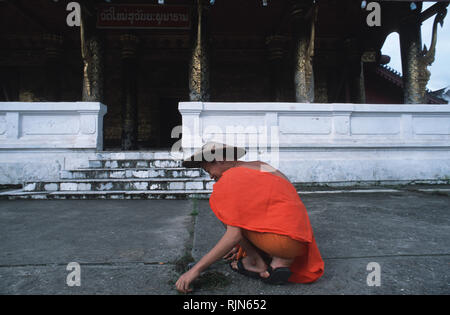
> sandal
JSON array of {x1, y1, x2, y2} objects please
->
[
  {"x1": 229, "y1": 258, "x2": 265, "y2": 280},
  {"x1": 262, "y1": 266, "x2": 292, "y2": 285}
]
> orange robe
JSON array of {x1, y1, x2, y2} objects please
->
[{"x1": 209, "y1": 166, "x2": 324, "y2": 283}]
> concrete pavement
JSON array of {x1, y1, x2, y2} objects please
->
[
  {"x1": 0, "y1": 187, "x2": 449, "y2": 295},
  {"x1": 0, "y1": 200, "x2": 192, "y2": 294}
]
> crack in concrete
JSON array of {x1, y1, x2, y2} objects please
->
[{"x1": 0, "y1": 261, "x2": 174, "y2": 269}]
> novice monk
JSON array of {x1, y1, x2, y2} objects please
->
[{"x1": 175, "y1": 142, "x2": 324, "y2": 293}]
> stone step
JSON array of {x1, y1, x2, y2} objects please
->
[
  {"x1": 0, "y1": 189, "x2": 212, "y2": 200},
  {"x1": 1, "y1": 151, "x2": 211, "y2": 200},
  {"x1": 23, "y1": 178, "x2": 214, "y2": 192},
  {"x1": 87, "y1": 159, "x2": 184, "y2": 169},
  {"x1": 94, "y1": 151, "x2": 181, "y2": 160},
  {"x1": 60, "y1": 168, "x2": 206, "y2": 179}
]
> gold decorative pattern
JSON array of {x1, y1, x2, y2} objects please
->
[
  {"x1": 417, "y1": 7, "x2": 447, "y2": 102},
  {"x1": 292, "y1": 1, "x2": 316, "y2": 103},
  {"x1": 402, "y1": 5, "x2": 447, "y2": 104},
  {"x1": 189, "y1": 0, "x2": 210, "y2": 102},
  {"x1": 81, "y1": 10, "x2": 104, "y2": 102}
]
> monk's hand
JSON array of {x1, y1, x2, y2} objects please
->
[
  {"x1": 223, "y1": 246, "x2": 238, "y2": 261},
  {"x1": 175, "y1": 269, "x2": 199, "y2": 294}
]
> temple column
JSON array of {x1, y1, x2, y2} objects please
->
[
  {"x1": 80, "y1": 4, "x2": 104, "y2": 102},
  {"x1": 291, "y1": 0, "x2": 315, "y2": 103},
  {"x1": 189, "y1": 0, "x2": 210, "y2": 102},
  {"x1": 43, "y1": 34, "x2": 63, "y2": 101},
  {"x1": 120, "y1": 34, "x2": 140, "y2": 150},
  {"x1": 265, "y1": 35, "x2": 289, "y2": 102},
  {"x1": 399, "y1": 15, "x2": 422, "y2": 104}
]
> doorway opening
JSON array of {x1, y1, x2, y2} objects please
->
[{"x1": 158, "y1": 97, "x2": 182, "y2": 149}]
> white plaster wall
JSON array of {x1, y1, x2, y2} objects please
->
[
  {"x1": 0, "y1": 150, "x2": 183, "y2": 185},
  {"x1": 179, "y1": 102, "x2": 450, "y2": 184},
  {"x1": 0, "y1": 102, "x2": 107, "y2": 184},
  {"x1": 0, "y1": 150, "x2": 98, "y2": 184}
]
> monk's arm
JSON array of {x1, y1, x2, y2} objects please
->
[
  {"x1": 176, "y1": 225, "x2": 242, "y2": 293},
  {"x1": 191, "y1": 225, "x2": 242, "y2": 274}
]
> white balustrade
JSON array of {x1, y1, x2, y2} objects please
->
[
  {"x1": 179, "y1": 102, "x2": 450, "y2": 184},
  {"x1": 0, "y1": 102, "x2": 107, "y2": 150},
  {"x1": 0, "y1": 102, "x2": 107, "y2": 184}
]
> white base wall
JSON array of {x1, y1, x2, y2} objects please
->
[
  {"x1": 0, "y1": 150, "x2": 97, "y2": 185},
  {"x1": 272, "y1": 149, "x2": 450, "y2": 184},
  {"x1": 1, "y1": 148, "x2": 448, "y2": 186},
  {"x1": 0, "y1": 150, "x2": 182, "y2": 185}
]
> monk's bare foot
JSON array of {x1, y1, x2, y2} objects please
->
[
  {"x1": 270, "y1": 257, "x2": 294, "y2": 269},
  {"x1": 230, "y1": 256, "x2": 270, "y2": 278}
]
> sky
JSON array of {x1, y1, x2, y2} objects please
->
[{"x1": 381, "y1": 2, "x2": 450, "y2": 91}]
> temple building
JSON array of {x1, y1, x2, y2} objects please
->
[
  {"x1": 1, "y1": 0, "x2": 447, "y2": 150},
  {"x1": 1, "y1": 1, "x2": 449, "y2": 198}
]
